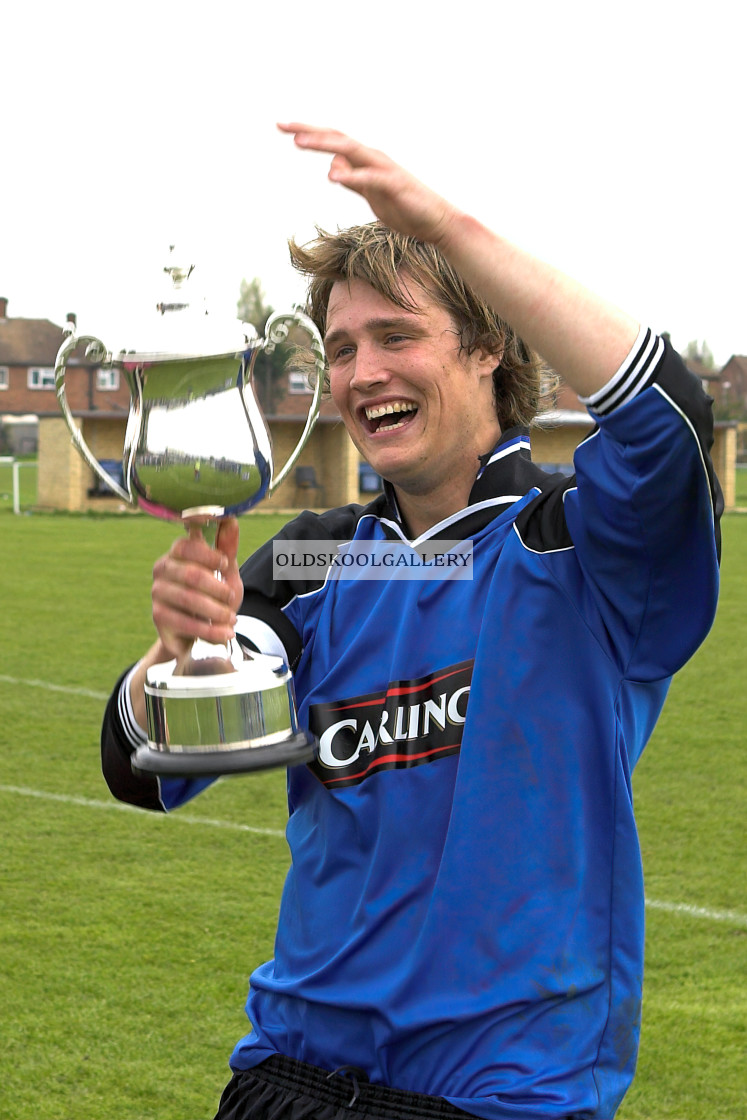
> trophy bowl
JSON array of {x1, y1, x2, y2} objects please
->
[{"x1": 55, "y1": 251, "x2": 325, "y2": 776}]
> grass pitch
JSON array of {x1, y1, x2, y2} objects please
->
[{"x1": 0, "y1": 507, "x2": 745, "y2": 1120}]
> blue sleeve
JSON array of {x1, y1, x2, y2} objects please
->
[{"x1": 564, "y1": 334, "x2": 721, "y2": 680}]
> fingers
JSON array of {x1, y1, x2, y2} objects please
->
[
  {"x1": 277, "y1": 122, "x2": 348, "y2": 148},
  {"x1": 277, "y1": 122, "x2": 385, "y2": 170},
  {"x1": 215, "y1": 518, "x2": 244, "y2": 613},
  {"x1": 278, "y1": 120, "x2": 404, "y2": 218},
  {"x1": 151, "y1": 600, "x2": 235, "y2": 659},
  {"x1": 153, "y1": 549, "x2": 236, "y2": 614},
  {"x1": 216, "y1": 517, "x2": 240, "y2": 564},
  {"x1": 151, "y1": 525, "x2": 241, "y2": 657},
  {"x1": 277, "y1": 120, "x2": 455, "y2": 245},
  {"x1": 152, "y1": 563, "x2": 236, "y2": 634}
]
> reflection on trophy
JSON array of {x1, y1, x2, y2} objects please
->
[{"x1": 55, "y1": 250, "x2": 325, "y2": 776}]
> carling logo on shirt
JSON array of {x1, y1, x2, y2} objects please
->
[{"x1": 307, "y1": 660, "x2": 473, "y2": 788}]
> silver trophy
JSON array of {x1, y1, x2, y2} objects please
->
[{"x1": 55, "y1": 251, "x2": 325, "y2": 776}]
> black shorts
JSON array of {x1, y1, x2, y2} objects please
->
[{"x1": 214, "y1": 1054, "x2": 474, "y2": 1120}]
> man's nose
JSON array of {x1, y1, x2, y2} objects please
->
[{"x1": 349, "y1": 343, "x2": 390, "y2": 389}]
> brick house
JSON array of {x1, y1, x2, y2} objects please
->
[
  {"x1": 0, "y1": 296, "x2": 132, "y2": 420},
  {"x1": 0, "y1": 295, "x2": 132, "y2": 455},
  {"x1": 0, "y1": 295, "x2": 138, "y2": 508},
  {"x1": 0, "y1": 297, "x2": 128, "y2": 452},
  {"x1": 716, "y1": 354, "x2": 747, "y2": 415}
]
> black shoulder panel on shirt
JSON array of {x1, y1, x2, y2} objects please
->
[
  {"x1": 239, "y1": 503, "x2": 376, "y2": 669},
  {"x1": 653, "y1": 342, "x2": 724, "y2": 556},
  {"x1": 101, "y1": 668, "x2": 165, "y2": 812},
  {"x1": 655, "y1": 340, "x2": 715, "y2": 438},
  {"x1": 513, "y1": 473, "x2": 577, "y2": 553},
  {"x1": 240, "y1": 504, "x2": 367, "y2": 602}
]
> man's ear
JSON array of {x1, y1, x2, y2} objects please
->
[{"x1": 476, "y1": 346, "x2": 503, "y2": 379}]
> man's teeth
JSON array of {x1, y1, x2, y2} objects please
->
[{"x1": 365, "y1": 402, "x2": 417, "y2": 420}]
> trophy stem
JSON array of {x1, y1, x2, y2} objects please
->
[
  {"x1": 200, "y1": 520, "x2": 218, "y2": 550},
  {"x1": 182, "y1": 505, "x2": 224, "y2": 545},
  {"x1": 176, "y1": 513, "x2": 239, "y2": 678}
]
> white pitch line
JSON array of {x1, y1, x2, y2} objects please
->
[
  {"x1": 0, "y1": 784, "x2": 286, "y2": 839},
  {"x1": 0, "y1": 674, "x2": 109, "y2": 701},
  {"x1": 1, "y1": 785, "x2": 744, "y2": 927},
  {"x1": 644, "y1": 897, "x2": 747, "y2": 928}
]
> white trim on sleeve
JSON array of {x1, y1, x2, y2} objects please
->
[
  {"x1": 118, "y1": 664, "x2": 148, "y2": 746},
  {"x1": 579, "y1": 327, "x2": 665, "y2": 417},
  {"x1": 234, "y1": 615, "x2": 291, "y2": 664}
]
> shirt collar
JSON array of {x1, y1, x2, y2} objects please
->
[{"x1": 376, "y1": 427, "x2": 552, "y2": 542}]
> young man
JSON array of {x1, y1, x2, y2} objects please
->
[{"x1": 101, "y1": 125, "x2": 722, "y2": 1119}]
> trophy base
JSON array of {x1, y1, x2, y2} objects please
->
[
  {"x1": 132, "y1": 730, "x2": 316, "y2": 777},
  {"x1": 138, "y1": 652, "x2": 316, "y2": 777}
]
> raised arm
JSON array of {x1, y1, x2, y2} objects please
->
[{"x1": 278, "y1": 123, "x2": 639, "y2": 397}]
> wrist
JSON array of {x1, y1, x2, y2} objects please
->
[{"x1": 428, "y1": 205, "x2": 473, "y2": 257}]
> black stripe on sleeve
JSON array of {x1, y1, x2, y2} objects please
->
[{"x1": 583, "y1": 329, "x2": 665, "y2": 416}]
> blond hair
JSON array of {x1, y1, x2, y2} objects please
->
[{"x1": 288, "y1": 221, "x2": 549, "y2": 429}]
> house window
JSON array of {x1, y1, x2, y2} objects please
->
[
  {"x1": 28, "y1": 367, "x2": 56, "y2": 389},
  {"x1": 96, "y1": 367, "x2": 120, "y2": 391},
  {"x1": 0, "y1": 367, "x2": 8, "y2": 390},
  {"x1": 288, "y1": 370, "x2": 311, "y2": 394}
]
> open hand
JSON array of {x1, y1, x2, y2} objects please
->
[{"x1": 278, "y1": 122, "x2": 459, "y2": 249}]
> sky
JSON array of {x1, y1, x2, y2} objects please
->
[{"x1": 2, "y1": 0, "x2": 745, "y2": 365}]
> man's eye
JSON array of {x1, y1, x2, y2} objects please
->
[
  {"x1": 330, "y1": 345, "x2": 354, "y2": 362},
  {"x1": 385, "y1": 334, "x2": 408, "y2": 344}
]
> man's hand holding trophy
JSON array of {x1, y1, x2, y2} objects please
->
[{"x1": 55, "y1": 250, "x2": 325, "y2": 776}]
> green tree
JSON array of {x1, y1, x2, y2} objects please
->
[
  {"x1": 683, "y1": 339, "x2": 715, "y2": 371},
  {"x1": 237, "y1": 277, "x2": 289, "y2": 415}
]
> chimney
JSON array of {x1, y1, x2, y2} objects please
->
[
  {"x1": 66, "y1": 311, "x2": 77, "y2": 328},
  {"x1": 0, "y1": 297, "x2": 7, "y2": 320}
]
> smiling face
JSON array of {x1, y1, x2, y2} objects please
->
[{"x1": 325, "y1": 276, "x2": 502, "y2": 530}]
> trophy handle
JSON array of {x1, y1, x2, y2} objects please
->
[
  {"x1": 262, "y1": 308, "x2": 326, "y2": 495},
  {"x1": 55, "y1": 326, "x2": 133, "y2": 504}
]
